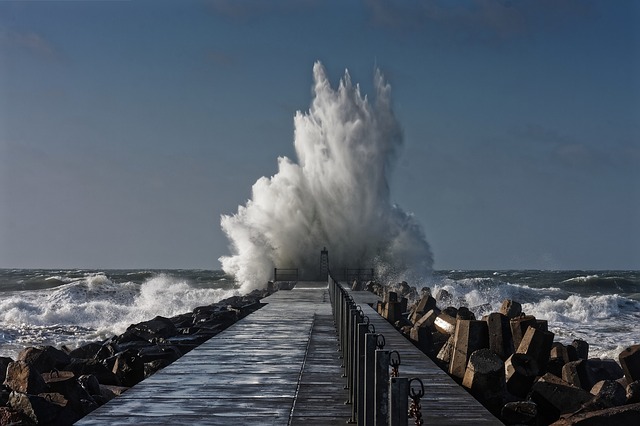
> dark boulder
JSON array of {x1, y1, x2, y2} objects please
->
[
  {"x1": 68, "y1": 342, "x2": 103, "y2": 360},
  {"x1": 64, "y1": 358, "x2": 120, "y2": 386},
  {"x1": 501, "y1": 401, "x2": 537, "y2": 425},
  {"x1": 17, "y1": 346, "x2": 71, "y2": 373},
  {"x1": 110, "y1": 349, "x2": 144, "y2": 387},
  {"x1": 116, "y1": 316, "x2": 179, "y2": 345},
  {"x1": 0, "y1": 357, "x2": 13, "y2": 384},
  {"x1": 3, "y1": 361, "x2": 49, "y2": 394}
]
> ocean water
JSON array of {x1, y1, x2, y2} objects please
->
[{"x1": 1, "y1": 269, "x2": 638, "y2": 361}]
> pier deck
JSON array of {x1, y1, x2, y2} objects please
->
[{"x1": 77, "y1": 282, "x2": 502, "y2": 425}]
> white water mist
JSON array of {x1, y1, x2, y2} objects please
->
[{"x1": 220, "y1": 62, "x2": 433, "y2": 291}]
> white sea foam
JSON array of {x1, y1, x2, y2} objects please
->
[
  {"x1": 220, "y1": 62, "x2": 433, "y2": 291},
  {"x1": 0, "y1": 273, "x2": 236, "y2": 358}
]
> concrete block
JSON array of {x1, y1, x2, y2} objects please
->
[
  {"x1": 571, "y1": 339, "x2": 589, "y2": 361},
  {"x1": 505, "y1": 353, "x2": 539, "y2": 398},
  {"x1": 409, "y1": 326, "x2": 433, "y2": 354},
  {"x1": 563, "y1": 360, "x2": 594, "y2": 390},
  {"x1": 588, "y1": 358, "x2": 624, "y2": 383},
  {"x1": 414, "y1": 294, "x2": 437, "y2": 315},
  {"x1": 499, "y1": 299, "x2": 522, "y2": 318},
  {"x1": 383, "y1": 301, "x2": 401, "y2": 324},
  {"x1": 456, "y1": 306, "x2": 476, "y2": 320},
  {"x1": 414, "y1": 308, "x2": 439, "y2": 329},
  {"x1": 437, "y1": 335, "x2": 455, "y2": 364},
  {"x1": 528, "y1": 373, "x2": 593, "y2": 424},
  {"x1": 462, "y1": 348, "x2": 505, "y2": 411},
  {"x1": 590, "y1": 380, "x2": 627, "y2": 408},
  {"x1": 501, "y1": 401, "x2": 537, "y2": 425},
  {"x1": 516, "y1": 326, "x2": 554, "y2": 372},
  {"x1": 449, "y1": 319, "x2": 489, "y2": 379},
  {"x1": 549, "y1": 401, "x2": 640, "y2": 426},
  {"x1": 509, "y1": 315, "x2": 537, "y2": 350},
  {"x1": 433, "y1": 312, "x2": 457, "y2": 335},
  {"x1": 486, "y1": 312, "x2": 514, "y2": 360},
  {"x1": 619, "y1": 344, "x2": 640, "y2": 383},
  {"x1": 627, "y1": 380, "x2": 640, "y2": 403}
]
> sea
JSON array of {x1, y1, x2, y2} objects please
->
[{"x1": 0, "y1": 269, "x2": 638, "y2": 362}]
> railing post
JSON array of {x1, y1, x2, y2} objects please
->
[
  {"x1": 375, "y1": 349, "x2": 390, "y2": 426},
  {"x1": 389, "y1": 377, "x2": 408, "y2": 426},
  {"x1": 356, "y1": 321, "x2": 369, "y2": 425},
  {"x1": 364, "y1": 332, "x2": 377, "y2": 426}
]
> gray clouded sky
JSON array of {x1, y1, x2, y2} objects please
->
[{"x1": 1, "y1": 0, "x2": 638, "y2": 270}]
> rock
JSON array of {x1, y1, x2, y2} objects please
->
[
  {"x1": 68, "y1": 342, "x2": 103, "y2": 360},
  {"x1": 110, "y1": 349, "x2": 144, "y2": 388},
  {"x1": 3, "y1": 361, "x2": 49, "y2": 394},
  {"x1": 571, "y1": 339, "x2": 589, "y2": 361},
  {"x1": 77, "y1": 374, "x2": 101, "y2": 398},
  {"x1": 589, "y1": 380, "x2": 627, "y2": 408},
  {"x1": 436, "y1": 289, "x2": 453, "y2": 305},
  {"x1": 499, "y1": 300, "x2": 522, "y2": 318},
  {"x1": 433, "y1": 312, "x2": 457, "y2": 335},
  {"x1": 8, "y1": 391, "x2": 78, "y2": 425},
  {"x1": 99, "y1": 384, "x2": 129, "y2": 403},
  {"x1": 449, "y1": 320, "x2": 489, "y2": 379},
  {"x1": 505, "y1": 353, "x2": 539, "y2": 398},
  {"x1": 0, "y1": 357, "x2": 13, "y2": 383},
  {"x1": 144, "y1": 359, "x2": 173, "y2": 378},
  {"x1": 64, "y1": 358, "x2": 120, "y2": 386},
  {"x1": 528, "y1": 373, "x2": 593, "y2": 424},
  {"x1": 515, "y1": 326, "x2": 554, "y2": 373},
  {"x1": 0, "y1": 407, "x2": 24, "y2": 425},
  {"x1": 501, "y1": 401, "x2": 537, "y2": 425},
  {"x1": 486, "y1": 312, "x2": 514, "y2": 360},
  {"x1": 462, "y1": 348, "x2": 505, "y2": 411},
  {"x1": 619, "y1": 344, "x2": 640, "y2": 383},
  {"x1": 627, "y1": 380, "x2": 640, "y2": 403},
  {"x1": 137, "y1": 344, "x2": 182, "y2": 364},
  {"x1": 94, "y1": 340, "x2": 121, "y2": 361},
  {"x1": 17, "y1": 346, "x2": 71, "y2": 373},
  {"x1": 116, "y1": 316, "x2": 179, "y2": 344},
  {"x1": 41, "y1": 370, "x2": 96, "y2": 415},
  {"x1": 549, "y1": 401, "x2": 640, "y2": 425},
  {"x1": 442, "y1": 306, "x2": 458, "y2": 318}
]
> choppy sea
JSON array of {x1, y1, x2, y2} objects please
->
[{"x1": 1, "y1": 269, "x2": 638, "y2": 361}]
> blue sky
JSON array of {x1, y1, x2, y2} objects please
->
[{"x1": 1, "y1": 0, "x2": 638, "y2": 270}]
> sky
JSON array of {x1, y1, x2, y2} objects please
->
[{"x1": 0, "y1": 0, "x2": 638, "y2": 271}]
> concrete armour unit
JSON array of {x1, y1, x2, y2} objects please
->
[
  {"x1": 414, "y1": 308, "x2": 439, "y2": 329},
  {"x1": 462, "y1": 348, "x2": 505, "y2": 411},
  {"x1": 515, "y1": 325, "x2": 554, "y2": 373},
  {"x1": 499, "y1": 299, "x2": 522, "y2": 318},
  {"x1": 528, "y1": 373, "x2": 593, "y2": 424},
  {"x1": 509, "y1": 315, "x2": 537, "y2": 350},
  {"x1": 487, "y1": 312, "x2": 514, "y2": 360},
  {"x1": 619, "y1": 344, "x2": 640, "y2": 383},
  {"x1": 433, "y1": 312, "x2": 457, "y2": 335},
  {"x1": 505, "y1": 353, "x2": 539, "y2": 398},
  {"x1": 449, "y1": 319, "x2": 489, "y2": 380}
]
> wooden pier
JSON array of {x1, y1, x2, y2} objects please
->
[{"x1": 77, "y1": 281, "x2": 502, "y2": 425}]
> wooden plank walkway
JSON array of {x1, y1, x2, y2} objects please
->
[{"x1": 77, "y1": 282, "x2": 502, "y2": 425}]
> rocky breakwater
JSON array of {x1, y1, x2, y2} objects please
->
[
  {"x1": 0, "y1": 288, "x2": 271, "y2": 425},
  {"x1": 366, "y1": 281, "x2": 640, "y2": 426}
]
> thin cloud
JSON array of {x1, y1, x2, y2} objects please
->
[
  {"x1": 205, "y1": 0, "x2": 321, "y2": 22},
  {"x1": 0, "y1": 28, "x2": 63, "y2": 62},
  {"x1": 364, "y1": 0, "x2": 592, "y2": 44}
]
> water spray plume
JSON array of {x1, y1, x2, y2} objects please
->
[{"x1": 220, "y1": 62, "x2": 433, "y2": 291}]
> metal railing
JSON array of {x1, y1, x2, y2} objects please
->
[{"x1": 328, "y1": 271, "x2": 423, "y2": 425}]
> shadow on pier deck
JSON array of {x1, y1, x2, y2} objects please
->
[{"x1": 77, "y1": 281, "x2": 502, "y2": 425}]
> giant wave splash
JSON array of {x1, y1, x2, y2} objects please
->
[{"x1": 220, "y1": 62, "x2": 433, "y2": 291}]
